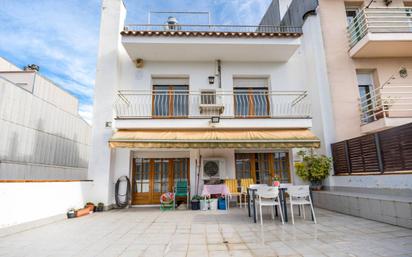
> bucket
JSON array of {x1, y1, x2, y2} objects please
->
[
  {"x1": 209, "y1": 199, "x2": 218, "y2": 210},
  {"x1": 200, "y1": 199, "x2": 209, "y2": 211},
  {"x1": 218, "y1": 197, "x2": 226, "y2": 210}
]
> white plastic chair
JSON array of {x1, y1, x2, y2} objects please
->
[
  {"x1": 256, "y1": 186, "x2": 284, "y2": 225},
  {"x1": 288, "y1": 185, "x2": 317, "y2": 224}
]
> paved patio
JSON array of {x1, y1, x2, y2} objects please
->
[{"x1": 0, "y1": 207, "x2": 411, "y2": 257}]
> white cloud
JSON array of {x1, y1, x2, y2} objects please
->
[{"x1": 0, "y1": 0, "x2": 100, "y2": 122}]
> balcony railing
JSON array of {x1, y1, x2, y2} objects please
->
[
  {"x1": 348, "y1": 8, "x2": 412, "y2": 48},
  {"x1": 115, "y1": 90, "x2": 311, "y2": 119},
  {"x1": 359, "y1": 84, "x2": 412, "y2": 124},
  {"x1": 123, "y1": 24, "x2": 303, "y2": 34}
]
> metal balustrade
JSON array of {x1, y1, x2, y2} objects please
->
[
  {"x1": 123, "y1": 24, "x2": 303, "y2": 34},
  {"x1": 359, "y1": 84, "x2": 412, "y2": 124},
  {"x1": 114, "y1": 90, "x2": 311, "y2": 119},
  {"x1": 348, "y1": 8, "x2": 412, "y2": 48}
]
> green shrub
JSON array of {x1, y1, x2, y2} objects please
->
[{"x1": 295, "y1": 153, "x2": 332, "y2": 183}]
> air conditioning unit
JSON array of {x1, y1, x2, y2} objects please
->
[
  {"x1": 202, "y1": 158, "x2": 225, "y2": 180},
  {"x1": 199, "y1": 90, "x2": 224, "y2": 115}
]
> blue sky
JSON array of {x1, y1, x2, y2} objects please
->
[{"x1": 0, "y1": 0, "x2": 271, "y2": 123}]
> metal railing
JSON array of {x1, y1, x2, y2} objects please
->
[
  {"x1": 359, "y1": 84, "x2": 412, "y2": 124},
  {"x1": 115, "y1": 90, "x2": 311, "y2": 119},
  {"x1": 348, "y1": 7, "x2": 412, "y2": 48},
  {"x1": 123, "y1": 24, "x2": 303, "y2": 34}
]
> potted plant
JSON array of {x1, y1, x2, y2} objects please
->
[
  {"x1": 85, "y1": 202, "x2": 95, "y2": 212},
  {"x1": 272, "y1": 176, "x2": 281, "y2": 187},
  {"x1": 67, "y1": 208, "x2": 76, "y2": 219},
  {"x1": 294, "y1": 151, "x2": 332, "y2": 190},
  {"x1": 96, "y1": 202, "x2": 104, "y2": 212},
  {"x1": 191, "y1": 195, "x2": 201, "y2": 210}
]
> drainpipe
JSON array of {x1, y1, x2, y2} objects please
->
[{"x1": 216, "y1": 60, "x2": 222, "y2": 89}]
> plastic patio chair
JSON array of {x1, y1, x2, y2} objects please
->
[
  {"x1": 288, "y1": 185, "x2": 317, "y2": 224},
  {"x1": 256, "y1": 186, "x2": 284, "y2": 225},
  {"x1": 174, "y1": 181, "x2": 190, "y2": 209},
  {"x1": 225, "y1": 179, "x2": 242, "y2": 207},
  {"x1": 240, "y1": 178, "x2": 254, "y2": 208}
]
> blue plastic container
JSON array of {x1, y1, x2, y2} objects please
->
[{"x1": 218, "y1": 197, "x2": 226, "y2": 210}]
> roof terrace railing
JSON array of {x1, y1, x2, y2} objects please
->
[
  {"x1": 123, "y1": 24, "x2": 303, "y2": 34},
  {"x1": 348, "y1": 7, "x2": 412, "y2": 48}
]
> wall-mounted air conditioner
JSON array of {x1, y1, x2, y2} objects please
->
[
  {"x1": 199, "y1": 90, "x2": 224, "y2": 115},
  {"x1": 202, "y1": 158, "x2": 225, "y2": 180}
]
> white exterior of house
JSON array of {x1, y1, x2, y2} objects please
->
[{"x1": 89, "y1": 0, "x2": 334, "y2": 206}]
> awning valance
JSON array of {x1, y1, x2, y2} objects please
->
[{"x1": 109, "y1": 129, "x2": 320, "y2": 149}]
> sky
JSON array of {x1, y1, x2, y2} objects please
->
[{"x1": 0, "y1": 0, "x2": 272, "y2": 124}]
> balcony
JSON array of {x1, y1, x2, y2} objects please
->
[
  {"x1": 359, "y1": 84, "x2": 412, "y2": 133},
  {"x1": 114, "y1": 90, "x2": 312, "y2": 129},
  {"x1": 348, "y1": 8, "x2": 412, "y2": 58},
  {"x1": 121, "y1": 24, "x2": 302, "y2": 62}
]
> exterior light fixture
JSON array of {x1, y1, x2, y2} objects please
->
[
  {"x1": 211, "y1": 116, "x2": 220, "y2": 123},
  {"x1": 208, "y1": 76, "x2": 215, "y2": 85},
  {"x1": 105, "y1": 121, "x2": 112, "y2": 128},
  {"x1": 399, "y1": 67, "x2": 408, "y2": 78}
]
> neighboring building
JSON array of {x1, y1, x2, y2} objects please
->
[
  {"x1": 271, "y1": 0, "x2": 412, "y2": 228},
  {"x1": 89, "y1": 0, "x2": 333, "y2": 206},
  {"x1": 0, "y1": 57, "x2": 91, "y2": 180}
]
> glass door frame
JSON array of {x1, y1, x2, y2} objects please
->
[{"x1": 131, "y1": 158, "x2": 190, "y2": 205}]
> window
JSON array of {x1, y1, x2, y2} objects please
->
[
  {"x1": 235, "y1": 152, "x2": 291, "y2": 184},
  {"x1": 357, "y1": 72, "x2": 376, "y2": 123},
  {"x1": 152, "y1": 85, "x2": 189, "y2": 117},
  {"x1": 345, "y1": 7, "x2": 359, "y2": 25},
  {"x1": 233, "y1": 77, "x2": 270, "y2": 117}
]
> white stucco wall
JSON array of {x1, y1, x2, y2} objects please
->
[{"x1": 0, "y1": 181, "x2": 92, "y2": 228}]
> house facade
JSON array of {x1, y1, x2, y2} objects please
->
[
  {"x1": 89, "y1": 0, "x2": 335, "y2": 206},
  {"x1": 0, "y1": 57, "x2": 91, "y2": 180}
]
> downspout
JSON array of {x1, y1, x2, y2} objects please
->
[{"x1": 216, "y1": 60, "x2": 222, "y2": 89}]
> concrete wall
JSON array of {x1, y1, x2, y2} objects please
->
[
  {"x1": 0, "y1": 181, "x2": 92, "y2": 228},
  {"x1": 0, "y1": 73, "x2": 90, "y2": 180}
]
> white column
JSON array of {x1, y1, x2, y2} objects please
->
[
  {"x1": 88, "y1": 0, "x2": 126, "y2": 205},
  {"x1": 301, "y1": 15, "x2": 336, "y2": 187}
]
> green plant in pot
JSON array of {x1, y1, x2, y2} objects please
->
[
  {"x1": 294, "y1": 151, "x2": 332, "y2": 190},
  {"x1": 191, "y1": 195, "x2": 201, "y2": 210}
]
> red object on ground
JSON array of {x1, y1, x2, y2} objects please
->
[{"x1": 76, "y1": 208, "x2": 90, "y2": 217}]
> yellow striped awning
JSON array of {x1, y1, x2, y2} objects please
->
[{"x1": 109, "y1": 129, "x2": 320, "y2": 149}]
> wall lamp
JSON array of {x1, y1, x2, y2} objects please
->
[
  {"x1": 210, "y1": 116, "x2": 220, "y2": 124},
  {"x1": 208, "y1": 76, "x2": 215, "y2": 85}
]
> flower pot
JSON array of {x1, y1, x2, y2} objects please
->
[
  {"x1": 191, "y1": 200, "x2": 200, "y2": 210},
  {"x1": 67, "y1": 210, "x2": 76, "y2": 219},
  {"x1": 76, "y1": 208, "x2": 90, "y2": 217},
  {"x1": 209, "y1": 199, "x2": 218, "y2": 210},
  {"x1": 85, "y1": 204, "x2": 95, "y2": 212},
  {"x1": 310, "y1": 181, "x2": 323, "y2": 191},
  {"x1": 96, "y1": 204, "x2": 104, "y2": 212}
]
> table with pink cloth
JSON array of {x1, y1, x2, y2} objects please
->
[{"x1": 201, "y1": 184, "x2": 230, "y2": 197}]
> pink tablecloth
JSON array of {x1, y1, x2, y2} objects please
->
[{"x1": 201, "y1": 184, "x2": 230, "y2": 197}]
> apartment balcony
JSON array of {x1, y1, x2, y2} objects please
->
[
  {"x1": 348, "y1": 8, "x2": 412, "y2": 58},
  {"x1": 359, "y1": 84, "x2": 412, "y2": 134},
  {"x1": 114, "y1": 90, "x2": 312, "y2": 129},
  {"x1": 121, "y1": 24, "x2": 302, "y2": 62}
]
